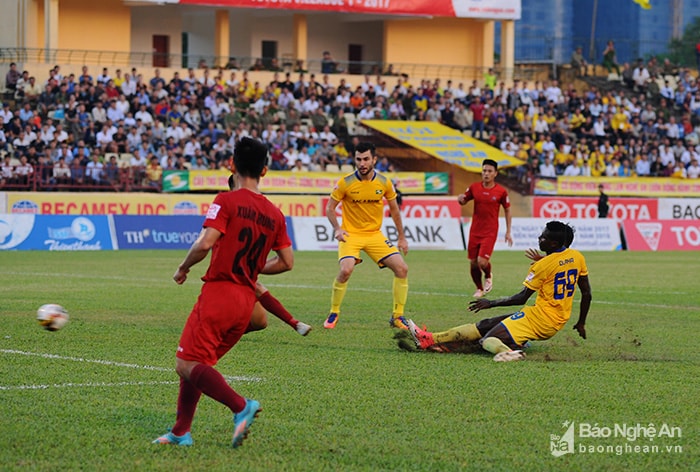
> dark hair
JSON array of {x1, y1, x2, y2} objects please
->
[
  {"x1": 483, "y1": 158, "x2": 498, "y2": 171},
  {"x1": 228, "y1": 174, "x2": 235, "y2": 190},
  {"x1": 546, "y1": 221, "x2": 575, "y2": 247},
  {"x1": 354, "y1": 142, "x2": 376, "y2": 156},
  {"x1": 233, "y1": 137, "x2": 268, "y2": 178}
]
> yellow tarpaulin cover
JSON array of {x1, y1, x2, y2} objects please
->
[{"x1": 361, "y1": 120, "x2": 524, "y2": 173}]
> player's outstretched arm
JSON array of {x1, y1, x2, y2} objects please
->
[
  {"x1": 173, "y1": 227, "x2": 221, "y2": 284},
  {"x1": 469, "y1": 286, "x2": 535, "y2": 313},
  {"x1": 573, "y1": 274, "x2": 592, "y2": 339}
]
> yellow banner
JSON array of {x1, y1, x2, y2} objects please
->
[
  {"x1": 558, "y1": 177, "x2": 700, "y2": 197},
  {"x1": 169, "y1": 194, "x2": 325, "y2": 216},
  {"x1": 361, "y1": 120, "x2": 524, "y2": 173},
  {"x1": 188, "y1": 170, "x2": 427, "y2": 193},
  {"x1": 7, "y1": 192, "x2": 173, "y2": 215},
  {"x1": 5, "y1": 192, "x2": 326, "y2": 216}
]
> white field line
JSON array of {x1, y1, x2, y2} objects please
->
[
  {"x1": 0, "y1": 349, "x2": 262, "y2": 388},
  {"x1": 268, "y1": 284, "x2": 699, "y2": 311},
  {"x1": 3, "y1": 272, "x2": 697, "y2": 309},
  {"x1": 0, "y1": 380, "x2": 180, "y2": 391}
]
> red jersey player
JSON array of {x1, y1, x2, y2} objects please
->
[
  {"x1": 154, "y1": 137, "x2": 293, "y2": 448},
  {"x1": 458, "y1": 158, "x2": 513, "y2": 298}
]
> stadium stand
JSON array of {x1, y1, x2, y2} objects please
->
[{"x1": 1, "y1": 57, "x2": 699, "y2": 193}]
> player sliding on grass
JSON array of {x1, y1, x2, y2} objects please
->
[
  {"x1": 324, "y1": 142, "x2": 410, "y2": 329},
  {"x1": 154, "y1": 138, "x2": 293, "y2": 448},
  {"x1": 407, "y1": 221, "x2": 591, "y2": 362},
  {"x1": 227, "y1": 174, "x2": 311, "y2": 336}
]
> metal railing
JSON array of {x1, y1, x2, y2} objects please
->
[
  {"x1": 0, "y1": 47, "x2": 549, "y2": 82},
  {"x1": 1, "y1": 165, "x2": 160, "y2": 193},
  {"x1": 514, "y1": 35, "x2": 699, "y2": 69}
]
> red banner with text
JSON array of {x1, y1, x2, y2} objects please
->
[
  {"x1": 176, "y1": 0, "x2": 521, "y2": 18},
  {"x1": 533, "y1": 197, "x2": 658, "y2": 221},
  {"x1": 623, "y1": 220, "x2": 700, "y2": 251},
  {"x1": 321, "y1": 196, "x2": 462, "y2": 218}
]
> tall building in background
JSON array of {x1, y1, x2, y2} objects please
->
[
  {"x1": 502, "y1": 0, "x2": 574, "y2": 63},
  {"x1": 498, "y1": 0, "x2": 699, "y2": 65}
]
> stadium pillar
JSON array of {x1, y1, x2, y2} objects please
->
[
  {"x1": 500, "y1": 20, "x2": 515, "y2": 84},
  {"x1": 44, "y1": 0, "x2": 59, "y2": 63},
  {"x1": 293, "y1": 14, "x2": 308, "y2": 69},
  {"x1": 479, "y1": 21, "x2": 496, "y2": 80},
  {"x1": 214, "y1": 10, "x2": 230, "y2": 68}
]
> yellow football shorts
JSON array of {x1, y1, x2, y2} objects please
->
[
  {"x1": 500, "y1": 306, "x2": 561, "y2": 346},
  {"x1": 338, "y1": 231, "x2": 400, "y2": 268}
]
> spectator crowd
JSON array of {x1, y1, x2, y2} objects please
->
[{"x1": 1, "y1": 55, "x2": 699, "y2": 192}]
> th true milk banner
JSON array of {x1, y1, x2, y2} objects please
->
[{"x1": 0, "y1": 214, "x2": 115, "y2": 250}]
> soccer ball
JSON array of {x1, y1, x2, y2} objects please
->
[{"x1": 37, "y1": 304, "x2": 70, "y2": 331}]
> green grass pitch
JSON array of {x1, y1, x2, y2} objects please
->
[{"x1": 1, "y1": 250, "x2": 698, "y2": 471}]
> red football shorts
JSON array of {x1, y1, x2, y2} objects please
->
[
  {"x1": 177, "y1": 281, "x2": 256, "y2": 366},
  {"x1": 467, "y1": 235, "x2": 497, "y2": 261}
]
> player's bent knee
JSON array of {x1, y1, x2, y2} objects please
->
[
  {"x1": 254, "y1": 283, "x2": 268, "y2": 298},
  {"x1": 249, "y1": 304, "x2": 268, "y2": 330},
  {"x1": 175, "y1": 358, "x2": 198, "y2": 380},
  {"x1": 393, "y1": 264, "x2": 408, "y2": 278},
  {"x1": 338, "y1": 260, "x2": 356, "y2": 281}
]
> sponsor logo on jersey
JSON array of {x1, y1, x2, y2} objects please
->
[{"x1": 206, "y1": 203, "x2": 221, "y2": 220}]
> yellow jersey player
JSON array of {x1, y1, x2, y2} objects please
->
[
  {"x1": 324, "y1": 142, "x2": 409, "y2": 329},
  {"x1": 407, "y1": 221, "x2": 591, "y2": 361}
]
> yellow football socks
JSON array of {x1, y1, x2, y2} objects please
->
[
  {"x1": 392, "y1": 277, "x2": 408, "y2": 316},
  {"x1": 330, "y1": 279, "x2": 348, "y2": 313},
  {"x1": 481, "y1": 337, "x2": 512, "y2": 354},
  {"x1": 433, "y1": 323, "x2": 481, "y2": 344}
]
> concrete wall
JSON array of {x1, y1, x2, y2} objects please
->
[{"x1": 58, "y1": 0, "x2": 131, "y2": 52}]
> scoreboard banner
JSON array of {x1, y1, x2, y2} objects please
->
[{"x1": 130, "y1": 0, "x2": 521, "y2": 19}]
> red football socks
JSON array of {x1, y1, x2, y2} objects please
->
[
  {"x1": 171, "y1": 378, "x2": 202, "y2": 436},
  {"x1": 258, "y1": 290, "x2": 297, "y2": 328},
  {"x1": 189, "y1": 364, "x2": 246, "y2": 413},
  {"x1": 483, "y1": 262, "x2": 492, "y2": 280},
  {"x1": 470, "y1": 265, "x2": 483, "y2": 290}
]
